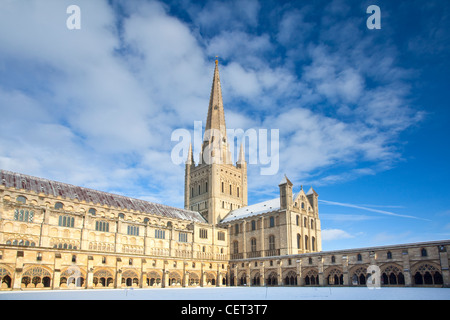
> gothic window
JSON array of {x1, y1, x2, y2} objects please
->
[
  {"x1": 251, "y1": 220, "x2": 256, "y2": 231},
  {"x1": 297, "y1": 234, "x2": 301, "y2": 249},
  {"x1": 237, "y1": 187, "x2": 240, "y2": 197},
  {"x1": 331, "y1": 256, "x2": 336, "y2": 263},
  {"x1": 312, "y1": 237, "x2": 316, "y2": 251},
  {"x1": 89, "y1": 208, "x2": 96, "y2": 216},
  {"x1": 234, "y1": 224, "x2": 239, "y2": 235},
  {"x1": 118, "y1": 213, "x2": 125, "y2": 219},
  {"x1": 58, "y1": 215, "x2": 74, "y2": 228},
  {"x1": 179, "y1": 232, "x2": 188, "y2": 242},
  {"x1": 54, "y1": 202, "x2": 64, "y2": 210},
  {"x1": 421, "y1": 248, "x2": 428, "y2": 257},
  {"x1": 16, "y1": 196, "x2": 27, "y2": 204},
  {"x1": 14, "y1": 209, "x2": 34, "y2": 223},
  {"x1": 387, "y1": 251, "x2": 392, "y2": 259},
  {"x1": 305, "y1": 235, "x2": 309, "y2": 250},
  {"x1": 95, "y1": 221, "x2": 109, "y2": 232},
  {"x1": 269, "y1": 235, "x2": 275, "y2": 250},
  {"x1": 269, "y1": 216, "x2": 275, "y2": 228},
  {"x1": 296, "y1": 215, "x2": 299, "y2": 226},
  {"x1": 304, "y1": 217, "x2": 307, "y2": 227},
  {"x1": 233, "y1": 241, "x2": 239, "y2": 254},
  {"x1": 357, "y1": 254, "x2": 362, "y2": 261},
  {"x1": 199, "y1": 228, "x2": 208, "y2": 239},
  {"x1": 155, "y1": 229, "x2": 165, "y2": 239},
  {"x1": 127, "y1": 225, "x2": 139, "y2": 236},
  {"x1": 311, "y1": 219, "x2": 314, "y2": 229},
  {"x1": 251, "y1": 238, "x2": 257, "y2": 252}
]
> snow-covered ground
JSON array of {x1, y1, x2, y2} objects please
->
[{"x1": 0, "y1": 286, "x2": 449, "y2": 300}]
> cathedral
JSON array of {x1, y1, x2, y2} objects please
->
[{"x1": 0, "y1": 61, "x2": 448, "y2": 290}]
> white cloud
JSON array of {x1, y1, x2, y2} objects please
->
[{"x1": 322, "y1": 229, "x2": 354, "y2": 241}]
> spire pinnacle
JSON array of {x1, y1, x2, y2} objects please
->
[{"x1": 202, "y1": 60, "x2": 230, "y2": 164}]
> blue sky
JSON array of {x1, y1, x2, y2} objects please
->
[{"x1": 0, "y1": 0, "x2": 449, "y2": 251}]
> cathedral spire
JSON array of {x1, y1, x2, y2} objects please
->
[{"x1": 202, "y1": 60, "x2": 230, "y2": 164}]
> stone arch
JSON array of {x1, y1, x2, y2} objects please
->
[
  {"x1": 283, "y1": 269, "x2": 297, "y2": 286},
  {"x1": 349, "y1": 265, "x2": 370, "y2": 286},
  {"x1": 324, "y1": 267, "x2": 343, "y2": 285},
  {"x1": 266, "y1": 271, "x2": 278, "y2": 286},
  {"x1": 168, "y1": 271, "x2": 182, "y2": 286},
  {"x1": 147, "y1": 270, "x2": 162, "y2": 287},
  {"x1": 21, "y1": 265, "x2": 52, "y2": 289},
  {"x1": 93, "y1": 268, "x2": 114, "y2": 288},
  {"x1": 60, "y1": 266, "x2": 86, "y2": 288},
  {"x1": 0, "y1": 265, "x2": 13, "y2": 289},
  {"x1": 380, "y1": 263, "x2": 406, "y2": 286},
  {"x1": 302, "y1": 268, "x2": 319, "y2": 286},
  {"x1": 411, "y1": 262, "x2": 443, "y2": 286},
  {"x1": 188, "y1": 271, "x2": 200, "y2": 286},
  {"x1": 122, "y1": 269, "x2": 139, "y2": 287},
  {"x1": 250, "y1": 269, "x2": 261, "y2": 286},
  {"x1": 205, "y1": 272, "x2": 216, "y2": 286}
]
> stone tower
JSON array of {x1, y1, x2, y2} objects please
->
[{"x1": 184, "y1": 60, "x2": 248, "y2": 224}]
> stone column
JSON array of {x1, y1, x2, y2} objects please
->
[{"x1": 296, "y1": 258, "x2": 302, "y2": 286}]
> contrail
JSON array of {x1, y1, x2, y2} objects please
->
[{"x1": 318, "y1": 200, "x2": 431, "y2": 221}]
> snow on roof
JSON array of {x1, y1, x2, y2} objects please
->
[
  {"x1": 0, "y1": 169, "x2": 206, "y2": 223},
  {"x1": 220, "y1": 197, "x2": 281, "y2": 223}
]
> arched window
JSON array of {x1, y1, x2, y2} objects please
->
[
  {"x1": 54, "y1": 202, "x2": 64, "y2": 210},
  {"x1": 118, "y1": 213, "x2": 125, "y2": 219},
  {"x1": 251, "y1": 220, "x2": 256, "y2": 231},
  {"x1": 312, "y1": 237, "x2": 316, "y2": 251},
  {"x1": 357, "y1": 253, "x2": 362, "y2": 261},
  {"x1": 88, "y1": 208, "x2": 96, "y2": 216},
  {"x1": 331, "y1": 256, "x2": 336, "y2": 263},
  {"x1": 304, "y1": 217, "x2": 307, "y2": 227},
  {"x1": 311, "y1": 219, "x2": 314, "y2": 229},
  {"x1": 251, "y1": 238, "x2": 257, "y2": 252},
  {"x1": 269, "y1": 235, "x2": 275, "y2": 250},
  {"x1": 233, "y1": 241, "x2": 239, "y2": 254},
  {"x1": 421, "y1": 248, "x2": 428, "y2": 257},
  {"x1": 269, "y1": 216, "x2": 275, "y2": 228},
  {"x1": 296, "y1": 215, "x2": 299, "y2": 226},
  {"x1": 297, "y1": 234, "x2": 301, "y2": 249},
  {"x1": 305, "y1": 235, "x2": 309, "y2": 250},
  {"x1": 387, "y1": 251, "x2": 392, "y2": 259},
  {"x1": 16, "y1": 196, "x2": 27, "y2": 204}
]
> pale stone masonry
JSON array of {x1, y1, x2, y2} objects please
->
[{"x1": 0, "y1": 61, "x2": 448, "y2": 290}]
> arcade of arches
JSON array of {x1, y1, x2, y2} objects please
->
[{"x1": 1, "y1": 241, "x2": 448, "y2": 290}]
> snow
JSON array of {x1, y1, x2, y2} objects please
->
[
  {"x1": 221, "y1": 198, "x2": 280, "y2": 223},
  {"x1": 1, "y1": 286, "x2": 449, "y2": 300}
]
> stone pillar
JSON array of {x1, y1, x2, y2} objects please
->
[
  {"x1": 401, "y1": 249, "x2": 412, "y2": 286},
  {"x1": 12, "y1": 250, "x2": 24, "y2": 290},
  {"x1": 317, "y1": 256, "x2": 324, "y2": 286},
  {"x1": 260, "y1": 261, "x2": 266, "y2": 286},
  {"x1": 438, "y1": 245, "x2": 450, "y2": 287},
  {"x1": 277, "y1": 259, "x2": 282, "y2": 285},
  {"x1": 296, "y1": 258, "x2": 302, "y2": 286},
  {"x1": 342, "y1": 255, "x2": 349, "y2": 286}
]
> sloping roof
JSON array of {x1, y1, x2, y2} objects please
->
[
  {"x1": 220, "y1": 197, "x2": 281, "y2": 223},
  {"x1": 0, "y1": 169, "x2": 206, "y2": 223}
]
